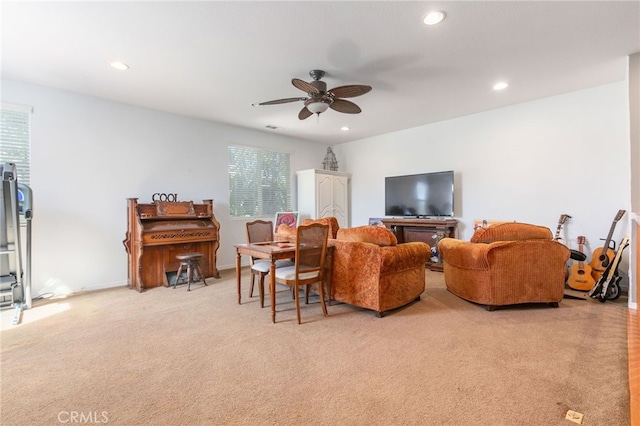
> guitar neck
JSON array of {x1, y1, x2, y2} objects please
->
[
  {"x1": 602, "y1": 224, "x2": 617, "y2": 251},
  {"x1": 554, "y1": 214, "x2": 570, "y2": 241},
  {"x1": 601, "y1": 210, "x2": 626, "y2": 251},
  {"x1": 577, "y1": 243, "x2": 585, "y2": 267}
]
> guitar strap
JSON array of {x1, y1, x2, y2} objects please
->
[{"x1": 569, "y1": 249, "x2": 586, "y2": 261}]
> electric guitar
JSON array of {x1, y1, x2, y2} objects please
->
[
  {"x1": 566, "y1": 236, "x2": 595, "y2": 291},
  {"x1": 553, "y1": 214, "x2": 571, "y2": 241},
  {"x1": 589, "y1": 234, "x2": 629, "y2": 302},
  {"x1": 589, "y1": 209, "x2": 625, "y2": 281}
]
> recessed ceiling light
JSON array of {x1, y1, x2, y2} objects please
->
[
  {"x1": 109, "y1": 61, "x2": 129, "y2": 71},
  {"x1": 341, "y1": 126, "x2": 350, "y2": 131},
  {"x1": 423, "y1": 11, "x2": 446, "y2": 25},
  {"x1": 493, "y1": 81, "x2": 509, "y2": 91}
]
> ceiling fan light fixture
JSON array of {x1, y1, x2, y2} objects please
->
[
  {"x1": 307, "y1": 101, "x2": 330, "y2": 114},
  {"x1": 257, "y1": 70, "x2": 371, "y2": 120}
]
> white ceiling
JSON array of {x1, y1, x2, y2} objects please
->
[{"x1": 2, "y1": 1, "x2": 639, "y2": 145}]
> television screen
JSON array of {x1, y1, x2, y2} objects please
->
[{"x1": 385, "y1": 171, "x2": 454, "y2": 217}]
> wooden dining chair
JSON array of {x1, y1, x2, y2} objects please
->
[
  {"x1": 273, "y1": 222, "x2": 330, "y2": 324},
  {"x1": 245, "y1": 220, "x2": 293, "y2": 308}
]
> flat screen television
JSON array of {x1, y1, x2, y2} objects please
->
[{"x1": 385, "y1": 171, "x2": 454, "y2": 217}]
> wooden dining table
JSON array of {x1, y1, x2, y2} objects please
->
[{"x1": 234, "y1": 241, "x2": 297, "y2": 323}]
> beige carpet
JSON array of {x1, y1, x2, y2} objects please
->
[{"x1": 0, "y1": 269, "x2": 630, "y2": 426}]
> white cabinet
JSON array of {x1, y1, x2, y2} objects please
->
[{"x1": 296, "y1": 169, "x2": 350, "y2": 228}]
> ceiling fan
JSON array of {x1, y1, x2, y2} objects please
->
[{"x1": 252, "y1": 70, "x2": 372, "y2": 120}]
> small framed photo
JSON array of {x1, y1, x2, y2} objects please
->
[
  {"x1": 275, "y1": 211, "x2": 299, "y2": 231},
  {"x1": 369, "y1": 217, "x2": 384, "y2": 227}
]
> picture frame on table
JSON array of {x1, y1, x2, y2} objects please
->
[
  {"x1": 274, "y1": 211, "x2": 299, "y2": 232},
  {"x1": 368, "y1": 217, "x2": 385, "y2": 227}
]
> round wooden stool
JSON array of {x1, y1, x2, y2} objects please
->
[{"x1": 174, "y1": 252, "x2": 207, "y2": 291}]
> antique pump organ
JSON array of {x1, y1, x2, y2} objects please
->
[{"x1": 123, "y1": 197, "x2": 220, "y2": 292}]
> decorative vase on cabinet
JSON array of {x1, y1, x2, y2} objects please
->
[{"x1": 296, "y1": 169, "x2": 350, "y2": 228}]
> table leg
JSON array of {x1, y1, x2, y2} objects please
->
[
  {"x1": 236, "y1": 251, "x2": 241, "y2": 305},
  {"x1": 270, "y1": 259, "x2": 277, "y2": 323}
]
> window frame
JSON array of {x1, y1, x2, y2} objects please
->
[
  {"x1": 228, "y1": 144, "x2": 293, "y2": 219},
  {"x1": 1, "y1": 102, "x2": 32, "y2": 186}
]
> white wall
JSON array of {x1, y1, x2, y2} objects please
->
[
  {"x1": 2, "y1": 79, "x2": 634, "y2": 302},
  {"x1": 335, "y1": 82, "x2": 632, "y2": 288},
  {"x1": 1, "y1": 79, "x2": 328, "y2": 296}
]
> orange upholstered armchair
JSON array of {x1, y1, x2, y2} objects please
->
[
  {"x1": 438, "y1": 222, "x2": 571, "y2": 310},
  {"x1": 329, "y1": 225, "x2": 431, "y2": 317}
]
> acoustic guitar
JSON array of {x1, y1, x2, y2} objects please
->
[
  {"x1": 566, "y1": 236, "x2": 595, "y2": 291},
  {"x1": 589, "y1": 209, "x2": 625, "y2": 281}
]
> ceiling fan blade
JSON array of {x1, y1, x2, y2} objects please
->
[
  {"x1": 330, "y1": 99, "x2": 362, "y2": 114},
  {"x1": 298, "y1": 106, "x2": 313, "y2": 120},
  {"x1": 255, "y1": 97, "x2": 307, "y2": 106},
  {"x1": 329, "y1": 85, "x2": 372, "y2": 98},
  {"x1": 292, "y1": 78, "x2": 320, "y2": 94}
]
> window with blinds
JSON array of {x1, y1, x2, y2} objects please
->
[
  {"x1": 1, "y1": 103, "x2": 32, "y2": 185},
  {"x1": 228, "y1": 145, "x2": 291, "y2": 218}
]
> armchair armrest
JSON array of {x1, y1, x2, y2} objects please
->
[
  {"x1": 379, "y1": 242, "x2": 430, "y2": 274},
  {"x1": 438, "y1": 238, "x2": 511, "y2": 270},
  {"x1": 486, "y1": 239, "x2": 571, "y2": 269}
]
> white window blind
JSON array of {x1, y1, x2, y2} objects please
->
[
  {"x1": 228, "y1": 145, "x2": 291, "y2": 218},
  {"x1": 1, "y1": 103, "x2": 32, "y2": 185}
]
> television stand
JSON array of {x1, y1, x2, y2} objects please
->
[{"x1": 381, "y1": 218, "x2": 457, "y2": 271}]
